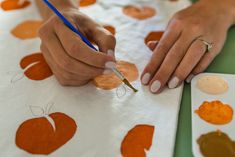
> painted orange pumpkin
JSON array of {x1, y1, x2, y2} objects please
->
[
  {"x1": 79, "y1": 0, "x2": 96, "y2": 7},
  {"x1": 121, "y1": 125, "x2": 155, "y2": 157},
  {"x1": 123, "y1": 5, "x2": 156, "y2": 20},
  {"x1": 16, "y1": 112, "x2": 77, "y2": 155},
  {"x1": 20, "y1": 53, "x2": 53, "y2": 81},
  {"x1": 93, "y1": 61, "x2": 139, "y2": 90},
  {"x1": 104, "y1": 25, "x2": 116, "y2": 35},
  {"x1": 0, "y1": 0, "x2": 31, "y2": 11},
  {"x1": 145, "y1": 31, "x2": 164, "y2": 45}
]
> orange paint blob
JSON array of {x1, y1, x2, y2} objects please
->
[
  {"x1": 123, "y1": 5, "x2": 156, "y2": 20},
  {"x1": 93, "y1": 61, "x2": 139, "y2": 90},
  {"x1": 145, "y1": 31, "x2": 164, "y2": 45},
  {"x1": 1, "y1": 0, "x2": 30, "y2": 11},
  {"x1": 20, "y1": 53, "x2": 53, "y2": 81},
  {"x1": 195, "y1": 100, "x2": 233, "y2": 125},
  {"x1": 11, "y1": 20, "x2": 43, "y2": 40},
  {"x1": 104, "y1": 25, "x2": 116, "y2": 35},
  {"x1": 16, "y1": 112, "x2": 77, "y2": 155},
  {"x1": 121, "y1": 125, "x2": 155, "y2": 157},
  {"x1": 79, "y1": 0, "x2": 96, "y2": 7}
]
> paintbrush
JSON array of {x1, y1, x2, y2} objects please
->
[{"x1": 43, "y1": 0, "x2": 138, "y2": 92}]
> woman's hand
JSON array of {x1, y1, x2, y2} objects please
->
[
  {"x1": 39, "y1": 9, "x2": 116, "y2": 86},
  {"x1": 141, "y1": 0, "x2": 235, "y2": 94}
]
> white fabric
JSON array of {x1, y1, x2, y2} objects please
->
[{"x1": 0, "y1": 0, "x2": 191, "y2": 157}]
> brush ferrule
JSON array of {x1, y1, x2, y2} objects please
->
[{"x1": 112, "y1": 68, "x2": 125, "y2": 80}]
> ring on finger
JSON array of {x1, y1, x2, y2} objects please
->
[{"x1": 196, "y1": 36, "x2": 213, "y2": 52}]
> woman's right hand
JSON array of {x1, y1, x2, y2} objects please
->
[{"x1": 39, "y1": 8, "x2": 116, "y2": 86}]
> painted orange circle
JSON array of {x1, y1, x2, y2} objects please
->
[
  {"x1": 145, "y1": 31, "x2": 164, "y2": 45},
  {"x1": 93, "y1": 61, "x2": 139, "y2": 90},
  {"x1": 195, "y1": 100, "x2": 233, "y2": 125},
  {"x1": 123, "y1": 5, "x2": 156, "y2": 20},
  {"x1": 11, "y1": 20, "x2": 43, "y2": 40},
  {"x1": 1, "y1": 0, "x2": 31, "y2": 11},
  {"x1": 79, "y1": 0, "x2": 96, "y2": 7}
]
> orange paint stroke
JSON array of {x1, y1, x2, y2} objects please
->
[
  {"x1": 104, "y1": 25, "x2": 116, "y2": 35},
  {"x1": 79, "y1": 0, "x2": 96, "y2": 7},
  {"x1": 123, "y1": 5, "x2": 156, "y2": 20},
  {"x1": 121, "y1": 125, "x2": 155, "y2": 157},
  {"x1": 195, "y1": 100, "x2": 233, "y2": 125},
  {"x1": 145, "y1": 31, "x2": 164, "y2": 45},
  {"x1": 11, "y1": 20, "x2": 43, "y2": 40},
  {"x1": 1, "y1": 0, "x2": 30, "y2": 11},
  {"x1": 20, "y1": 53, "x2": 53, "y2": 81},
  {"x1": 16, "y1": 112, "x2": 77, "y2": 155},
  {"x1": 93, "y1": 61, "x2": 139, "y2": 90}
]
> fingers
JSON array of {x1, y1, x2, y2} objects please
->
[
  {"x1": 52, "y1": 18, "x2": 115, "y2": 68},
  {"x1": 186, "y1": 50, "x2": 218, "y2": 83},
  {"x1": 141, "y1": 24, "x2": 181, "y2": 85},
  {"x1": 39, "y1": 31, "x2": 105, "y2": 77},
  {"x1": 41, "y1": 44, "x2": 91, "y2": 86},
  {"x1": 91, "y1": 26, "x2": 116, "y2": 58},
  {"x1": 147, "y1": 41, "x2": 158, "y2": 51},
  {"x1": 148, "y1": 32, "x2": 195, "y2": 93},
  {"x1": 168, "y1": 39, "x2": 206, "y2": 88}
]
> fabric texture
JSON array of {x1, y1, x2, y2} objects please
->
[{"x1": 0, "y1": 0, "x2": 191, "y2": 156}]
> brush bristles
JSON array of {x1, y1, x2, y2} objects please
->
[{"x1": 123, "y1": 79, "x2": 138, "y2": 92}]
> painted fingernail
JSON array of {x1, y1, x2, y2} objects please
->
[
  {"x1": 107, "y1": 49, "x2": 115, "y2": 58},
  {"x1": 150, "y1": 80, "x2": 161, "y2": 93},
  {"x1": 142, "y1": 73, "x2": 151, "y2": 85},
  {"x1": 168, "y1": 77, "x2": 180, "y2": 89},
  {"x1": 103, "y1": 69, "x2": 113, "y2": 75},
  {"x1": 105, "y1": 61, "x2": 116, "y2": 69},
  {"x1": 186, "y1": 74, "x2": 194, "y2": 83}
]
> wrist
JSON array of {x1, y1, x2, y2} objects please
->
[
  {"x1": 36, "y1": 0, "x2": 78, "y2": 20},
  {"x1": 55, "y1": 1, "x2": 78, "y2": 12},
  {"x1": 199, "y1": 0, "x2": 235, "y2": 26}
]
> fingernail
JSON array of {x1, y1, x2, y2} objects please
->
[
  {"x1": 153, "y1": 40, "x2": 159, "y2": 45},
  {"x1": 168, "y1": 77, "x2": 180, "y2": 89},
  {"x1": 150, "y1": 80, "x2": 161, "y2": 93},
  {"x1": 142, "y1": 73, "x2": 151, "y2": 85},
  {"x1": 105, "y1": 61, "x2": 116, "y2": 69},
  {"x1": 103, "y1": 69, "x2": 113, "y2": 75},
  {"x1": 107, "y1": 49, "x2": 115, "y2": 58},
  {"x1": 186, "y1": 74, "x2": 194, "y2": 83},
  {"x1": 147, "y1": 41, "x2": 158, "y2": 46}
]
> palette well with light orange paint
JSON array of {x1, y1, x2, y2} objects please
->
[{"x1": 191, "y1": 73, "x2": 235, "y2": 157}]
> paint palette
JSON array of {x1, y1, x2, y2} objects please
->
[{"x1": 191, "y1": 73, "x2": 235, "y2": 157}]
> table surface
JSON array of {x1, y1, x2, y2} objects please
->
[{"x1": 174, "y1": 1, "x2": 235, "y2": 155}]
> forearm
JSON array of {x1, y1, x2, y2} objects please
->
[{"x1": 36, "y1": 0, "x2": 78, "y2": 20}]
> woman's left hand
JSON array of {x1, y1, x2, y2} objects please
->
[{"x1": 141, "y1": 0, "x2": 235, "y2": 94}]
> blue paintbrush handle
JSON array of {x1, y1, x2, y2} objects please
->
[{"x1": 43, "y1": 0, "x2": 98, "y2": 51}]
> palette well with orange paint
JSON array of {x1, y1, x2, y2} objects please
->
[{"x1": 191, "y1": 73, "x2": 235, "y2": 157}]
